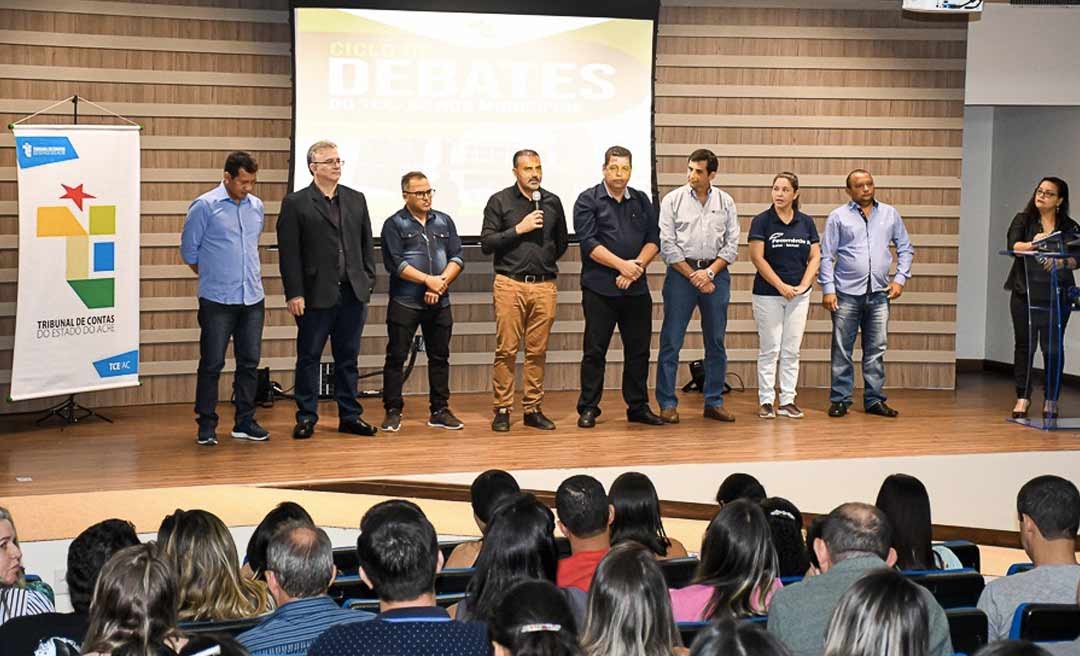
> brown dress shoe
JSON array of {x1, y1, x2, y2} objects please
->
[
  {"x1": 704, "y1": 405, "x2": 736, "y2": 422},
  {"x1": 659, "y1": 407, "x2": 680, "y2": 424}
]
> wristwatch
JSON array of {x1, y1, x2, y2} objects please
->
[{"x1": 706, "y1": 268, "x2": 716, "y2": 280}]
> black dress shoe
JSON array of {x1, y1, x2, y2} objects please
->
[
  {"x1": 577, "y1": 409, "x2": 599, "y2": 429},
  {"x1": 292, "y1": 421, "x2": 315, "y2": 440},
  {"x1": 492, "y1": 408, "x2": 511, "y2": 432},
  {"x1": 338, "y1": 417, "x2": 378, "y2": 436},
  {"x1": 827, "y1": 402, "x2": 848, "y2": 418},
  {"x1": 627, "y1": 407, "x2": 665, "y2": 426},
  {"x1": 524, "y1": 411, "x2": 556, "y2": 430},
  {"x1": 865, "y1": 402, "x2": 899, "y2": 418}
]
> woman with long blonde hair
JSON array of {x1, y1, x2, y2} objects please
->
[
  {"x1": 157, "y1": 509, "x2": 272, "y2": 622},
  {"x1": 0, "y1": 506, "x2": 54, "y2": 626}
]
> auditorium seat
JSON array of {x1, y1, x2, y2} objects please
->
[
  {"x1": 658, "y1": 557, "x2": 699, "y2": 589},
  {"x1": 180, "y1": 615, "x2": 264, "y2": 637},
  {"x1": 330, "y1": 568, "x2": 476, "y2": 608},
  {"x1": 1008, "y1": 603, "x2": 1080, "y2": 642},
  {"x1": 946, "y1": 608, "x2": 990, "y2": 655},
  {"x1": 333, "y1": 540, "x2": 474, "y2": 576},
  {"x1": 556, "y1": 537, "x2": 571, "y2": 558},
  {"x1": 936, "y1": 540, "x2": 981, "y2": 571},
  {"x1": 780, "y1": 575, "x2": 805, "y2": 585},
  {"x1": 1006, "y1": 562, "x2": 1035, "y2": 576},
  {"x1": 904, "y1": 569, "x2": 986, "y2": 609}
]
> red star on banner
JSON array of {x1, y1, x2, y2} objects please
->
[{"x1": 60, "y1": 183, "x2": 96, "y2": 211}]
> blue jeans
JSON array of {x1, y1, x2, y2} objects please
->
[
  {"x1": 830, "y1": 291, "x2": 889, "y2": 408},
  {"x1": 655, "y1": 268, "x2": 730, "y2": 409},
  {"x1": 195, "y1": 298, "x2": 264, "y2": 430}
]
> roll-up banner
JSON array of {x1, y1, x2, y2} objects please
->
[{"x1": 9, "y1": 125, "x2": 140, "y2": 401}]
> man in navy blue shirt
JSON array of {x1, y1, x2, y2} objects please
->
[
  {"x1": 573, "y1": 146, "x2": 665, "y2": 429},
  {"x1": 180, "y1": 152, "x2": 267, "y2": 446},
  {"x1": 379, "y1": 172, "x2": 465, "y2": 433},
  {"x1": 307, "y1": 500, "x2": 489, "y2": 656}
]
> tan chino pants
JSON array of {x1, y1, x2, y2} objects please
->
[{"x1": 491, "y1": 274, "x2": 558, "y2": 412}]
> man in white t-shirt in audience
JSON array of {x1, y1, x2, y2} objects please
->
[{"x1": 978, "y1": 475, "x2": 1080, "y2": 640}]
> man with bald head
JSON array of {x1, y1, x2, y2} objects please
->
[
  {"x1": 239, "y1": 521, "x2": 372, "y2": 656},
  {"x1": 767, "y1": 502, "x2": 952, "y2": 656}
]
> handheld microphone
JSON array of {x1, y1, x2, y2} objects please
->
[{"x1": 531, "y1": 191, "x2": 541, "y2": 212}]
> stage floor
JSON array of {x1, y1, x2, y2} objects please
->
[{"x1": 1, "y1": 373, "x2": 1078, "y2": 499}]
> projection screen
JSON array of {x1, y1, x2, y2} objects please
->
[{"x1": 292, "y1": 3, "x2": 658, "y2": 238}]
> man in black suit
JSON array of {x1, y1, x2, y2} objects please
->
[{"x1": 278, "y1": 140, "x2": 378, "y2": 439}]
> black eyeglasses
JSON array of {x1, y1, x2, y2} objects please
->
[
  {"x1": 404, "y1": 189, "x2": 435, "y2": 198},
  {"x1": 312, "y1": 159, "x2": 344, "y2": 167}
]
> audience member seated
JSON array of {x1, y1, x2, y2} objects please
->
[
  {"x1": 670, "y1": 499, "x2": 781, "y2": 621},
  {"x1": 804, "y1": 516, "x2": 826, "y2": 576},
  {"x1": 581, "y1": 543, "x2": 682, "y2": 656},
  {"x1": 447, "y1": 470, "x2": 521, "y2": 570},
  {"x1": 689, "y1": 618, "x2": 793, "y2": 656},
  {"x1": 456, "y1": 492, "x2": 585, "y2": 624},
  {"x1": 975, "y1": 641, "x2": 1052, "y2": 656},
  {"x1": 180, "y1": 633, "x2": 251, "y2": 656},
  {"x1": 0, "y1": 506, "x2": 54, "y2": 627},
  {"x1": 759, "y1": 497, "x2": 810, "y2": 578},
  {"x1": 715, "y1": 473, "x2": 766, "y2": 507},
  {"x1": 158, "y1": 509, "x2": 273, "y2": 622},
  {"x1": 1043, "y1": 577, "x2": 1080, "y2": 656},
  {"x1": 767, "y1": 502, "x2": 952, "y2": 656},
  {"x1": 609, "y1": 472, "x2": 688, "y2": 559},
  {"x1": 823, "y1": 569, "x2": 932, "y2": 656},
  {"x1": 555, "y1": 475, "x2": 613, "y2": 592},
  {"x1": 308, "y1": 500, "x2": 489, "y2": 656},
  {"x1": 81, "y1": 543, "x2": 184, "y2": 655},
  {"x1": 0, "y1": 518, "x2": 138, "y2": 655},
  {"x1": 242, "y1": 501, "x2": 313, "y2": 581},
  {"x1": 490, "y1": 579, "x2": 583, "y2": 656},
  {"x1": 977, "y1": 475, "x2": 1080, "y2": 640},
  {"x1": 238, "y1": 521, "x2": 373, "y2": 656},
  {"x1": 876, "y1": 473, "x2": 962, "y2": 570}
]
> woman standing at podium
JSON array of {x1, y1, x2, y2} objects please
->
[{"x1": 1005, "y1": 176, "x2": 1076, "y2": 419}]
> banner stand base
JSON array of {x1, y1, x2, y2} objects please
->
[{"x1": 34, "y1": 394, "x2": 113, "y2": 426}]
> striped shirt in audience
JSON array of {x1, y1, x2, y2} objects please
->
[
  {"x1": 236, "y1": 595, "x2": 373, "y2": 656},
  {"x1": 0, "y1": 587, "x2": 54, "y2": 627}
]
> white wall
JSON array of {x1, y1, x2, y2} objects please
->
[
  {"x1": 982, "y1": 107, "x2": 1080, "y2": 370},
  {"x1": 956, "y1": 106, "x2": 993, "y2": 360},
  {"x1": 966, "y1": 4, "x2": 1080, "y2": 106}
]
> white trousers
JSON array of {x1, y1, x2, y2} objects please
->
[{"x1": 752, "y1": 292, "x2": 811, "y2": 406}]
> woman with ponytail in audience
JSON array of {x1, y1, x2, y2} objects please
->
[
  {"x1": 749, "y1": 172, "x2": 819, "y2": 420},
  {"x1": 490, "y1": 580, "x2": 582, "y2": 656},
  {"x1": 609, "y1": 472, "x2": 688, "y2": 559},
  {"x1": 158, "y1": 510, "x2": 272, "y2": 622},
  {"x1": 581, "y1": 543, "x2": 682, "y2": 656},
  {"x1": 822, "y1": 569, "x2": 931, "y2": 656},
  {"x1": 670, "y1": 500, "x2": 781, "y2": 622},
  {"x1": 759, "y1": 497, "x2": 810, "y2": 578},
  {"x1": 0, "y1": 507, "x2": 54, "y2": 627},
  {"x1": 81, "y1": 544, "x2": 183, "y2": 655}
]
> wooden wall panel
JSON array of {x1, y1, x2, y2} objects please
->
[{"x1": 0, "y1": 0, "x2": 963, "y2": 414}]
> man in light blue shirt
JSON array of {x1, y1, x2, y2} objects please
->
[
  {"x1": 818, "y1": 169, "x2": 914, "y2": 418},
  {"x1": 655, "y1": 149, "x2": 740, "y2": 423},
  {"x1": 180, "y1": 152, "x2": 267, "y2": 446},
  {"x1": 238, "y1": 522, "x2": 373, "y2": 656}
]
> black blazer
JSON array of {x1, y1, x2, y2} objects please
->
[
  {"x1": 277, "y1": 182, "x2": 377, "y2": 309},
  {"x1": 1004, "y1": 211, "x2": 1080, "y2": 295}
]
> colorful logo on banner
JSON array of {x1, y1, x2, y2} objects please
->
[
  {"x1": 15, "y1": 136, "x2": 79, "y2": 169},
  {"x1": 36, "y1": 183, "x2": 117, "y2": 309}
]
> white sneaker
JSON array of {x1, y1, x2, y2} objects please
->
[{"x1": 776, "y1": 403, "x2": 804, "y2": 419}]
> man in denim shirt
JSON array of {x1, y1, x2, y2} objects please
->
[
  {"x1": 180, "y1": 152, "x2": 267, "y2": 446},
  {"x1": 379, "y1": 171, "x2": 464, "y2": 432},
  {"x1": 818, "y1": 169, "x2": 914, "y2": 418}
]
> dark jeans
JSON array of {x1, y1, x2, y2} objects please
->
[
  {"x1": 383, "y1": 300, "x2": 453, "y2": 412},
  {"x1": 294, "y1": 283, "x2": 367, "y2": 424},
  {"x1": 830, "y1": 291, "x2": 889, "y2": 408},
  {"x1": 577, "y1": 287, "x2": 652, "y2": 415},
  {"x1": 1011, "y1": 290, "x2": 1070, "y2": 400},
  {"x1": 195, "y1": 298, "x2": 264, "y2": 430}
]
